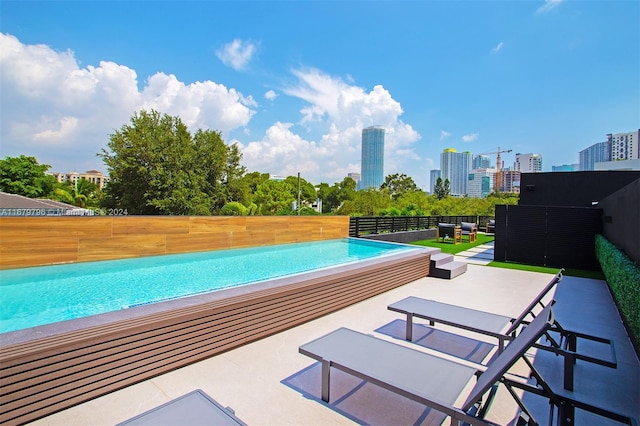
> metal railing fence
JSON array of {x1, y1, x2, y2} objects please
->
[{"x1": 349, "y1": 215, "x2": 493, "y2": 237}]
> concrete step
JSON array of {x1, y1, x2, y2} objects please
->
[
  {"x1": 430, "y1": 252, "x2": 454, "y2": 269},
  {"x1": 429, "y1": 260, "x2": 468, "y2": 279}
]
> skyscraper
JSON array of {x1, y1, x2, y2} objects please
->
[
  {"x1": 440, "y1": 148, "x2": 472, "y2": 196},
  {"x1": 473, "y1": 155, "x2": 492, "y2": 170},
  {"x1": 359, "y1": 126, "x2": 385, "y2": 190},
  {"x1": 429, "y1": 169, "x2": 441, "y2": 194}
]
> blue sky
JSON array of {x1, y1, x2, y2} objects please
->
[{"x1": 1, "y1": 1, "x2": 638, "y2": 190}]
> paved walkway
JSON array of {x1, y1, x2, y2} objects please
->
[{"x1": 454, "y1": 239, "x2": 495, "y2": 265}]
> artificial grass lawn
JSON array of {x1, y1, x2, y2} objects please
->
[
  {"x1": 410, "y1": 233, "x2": 495, "y2": 254},
  {"x1": 410, "y1": 234, "x2": 604, "y2": 279},
  {"x1": 488, "y1": 262, "x2": 605, "y2": 279}
]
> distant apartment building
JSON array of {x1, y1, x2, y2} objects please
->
[
  {"x1": 359, "y1": 126, "x2": 385, "y2": 190},
  {"x1": 552, "y1": 164, "x2": 579, "y2": 172},
  {"x1": 579, "y1": 130, "x2": 639, "y2": 171},
  {"x1": 609, "y1": 130, "x2": 639, "y2": 161},
  {"x1": 473, "y1": 155, "x2": 492, "y2": 170},
  {"x1": 514, "y1": 153, "x2": 542, "y2": 173},
  {"x1": 467, "y1": 169, "x2": 495, "y2": 198},
  {"x1": 440, "y1": 148, "x2": 472, "y2": 196},
  {"x1": 50, "y1": 170, "x2": 109, "y2": 190},
  {"x1": 429, "y1": 169, "x2": 441, "y2": 194},
  {"x1": 579, "y1": 141, "x2": 611, "y2": 171}
]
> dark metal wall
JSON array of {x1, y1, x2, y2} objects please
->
[
  {"x1": 494, "y1": 205, "x2": 603, "y2": 270},
  {"x1": 519, "y1": 171, "x2": 640, "y2": 208}
]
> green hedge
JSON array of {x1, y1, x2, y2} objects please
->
[{"x1": 595, "y1": 234, "x2": 640, "y2": 349}]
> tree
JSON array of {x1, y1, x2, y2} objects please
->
[
  {"x1": 316, "y1": 177, "x2": 357, "y2": 213},
  {"x1": 284, "y1": 175, "x2": 317, "y2": 204},
  {"x1": 252, "y1": 180, "x2": 296, "y2": 215},
  {"x1": 336, "y1": 187, "x2": 392, "y2": 216},
  {"x1": 0, "y1": 155, "x2": 56, "y2": 197},
  {"x1": 52, "y1": 178, "x2": 101, "y2": 208},
  {"x1": 99, "y1": 110, "x2": 246, "y2": 215},
  {"x1": 433, "y1": 177, "x2": 451, "y2": 200},
  {"x1": 220, "y1": 201, "x2": 248, "y2": 216},
  {"x1": 380, "y1": 173, "x2": 419, "y2": 200}
]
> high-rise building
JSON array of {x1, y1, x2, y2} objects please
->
[
  {"x1": 609, "y1": 130, "x2": 639, "y2": 161},
  {"x1": 359, "y1": 126, "x2": 385, "y2": 190},
  {"x1": 347, "y1": 173, "x2": 361, "y2": 187},
  {"x1": 467, "y1": 169, "x2": 496, "y2": 198},
  {"x1": 429, "y1": 169, "x2": 441, "y2": 194},
  {"x1": 440, "y1": 148, "x2": 472, "y2": 196},
  {"x1": 514, "y1": 153, "x2": 543, "y2": 173},
  {"x1": 579, "y1": 141, "x2": 611, "y2": 171},
  {"x1": 473, "y1": 155, "x2": 492, "y2": 170}
]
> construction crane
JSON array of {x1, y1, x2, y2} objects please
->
[{"x1": 479, "y1": 147, "x2": 513, "y2": 193}]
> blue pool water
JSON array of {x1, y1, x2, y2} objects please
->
[{"x1": 0, "y1": 238, "x2": 419, "y2": 333}]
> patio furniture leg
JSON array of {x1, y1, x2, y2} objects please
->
[
  {"x1": 558, "y1": 401, "x2": 576, "y2": 426},
  {"x1": 321, "y1": 360, "x2": 331, "y2": 402},
  {"x1": 564, "y1": 352, "x2": 575, "y2": 391},
  {"x1": 406, "y1": 313, "x2": 414, "y2": 341}
]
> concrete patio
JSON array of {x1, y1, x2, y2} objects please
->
[{"x1": 29, "y1": 265, "x2": 639, "y2": 426}]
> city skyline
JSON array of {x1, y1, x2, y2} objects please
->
[{"x1": 1, "y1": 1, "x2": 638, "y2": 190}]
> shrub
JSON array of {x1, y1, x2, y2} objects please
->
[
  {"x1": 220, "y1": 202, "x2": 247, "y2": 216},
  {"x1": 595, "y1": 234, "x2": 640, "y2": 350}
]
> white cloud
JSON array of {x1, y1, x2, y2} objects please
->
[
  {"x1": 0, "y1": 34, "x2": 424, "y2": 187},
  {"x1": 492, "y1": 42, "x2": 504, "y2": 53},
  {"x1": 33, "y1": 117, "x2": 79, "y2": 142},
  {"x1": 536, "y1": 0, "x2": 563, "y2": 15},
  {"x1": 440, "y1": 130, "x2": 451, "y2": 140},
  {"x1": 240, "y1": 67, "x2": 421, "y2": 184},
  {"x1": 462, "y1": 133, "x2": 479, "y2": 142},
  {"x1": 265, "y1": 90, "x2": 278, "y2": 101},
  {"x1": 0, "y1": 33, "x2": 256, "y2": 173},
  {"x1": 216, "y1": 39, "x2": 257, "y2": 71}
]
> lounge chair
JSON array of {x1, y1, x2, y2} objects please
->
[
  {"x1": 299, "y1": 305, "x2": 634, "y2": 426},
  {"x1": 460, "y1": 221, "x2": 478, "y2": 242},
  {"x1": 486, "y1": 219, "x2": 495, "y2": 234},
  {"x1": 117, "y1": 389, "x2": 247, "y2": 426},
  {"x1": 387, "y1": 270, "x2": 617, "y2": 391},
  {"x1": 437, "y1": 223, "x2": 462, "y2": 244}
]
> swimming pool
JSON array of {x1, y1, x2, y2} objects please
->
[{"x1": 0, "y1": 238, "x2": 420, "y2": 333}]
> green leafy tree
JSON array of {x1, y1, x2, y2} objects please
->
[
  {"x1": 220, "y1": 201, "x2": 248, "y2": 216},
  {"x1": 317, "y1": 177, "x2": 357, "y2": 213},
  {"x1": 284, "y1": 175, "x2": 317, "y2": 204},
  {"x1": 52, "y1": 178, "x2": 101, "y2": 208},
  {"x1": 433, "y1": 177, "x2": 451, "y2": 200},
  {"x1": 253, "y1": 180, "x2": 296, "y2": 215},
  {"x1": 380, "y1": 173, "x2": 419, "y2": 200},
  {"x1": 99, "y1": 110, "x2": 246, "y2": 215},
  {"x1": 336, "y1": 187, "x2": 392, "y2": 216},
  {"x1": 0, "y1": 155, "x2": 56, "y2": 197}
]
